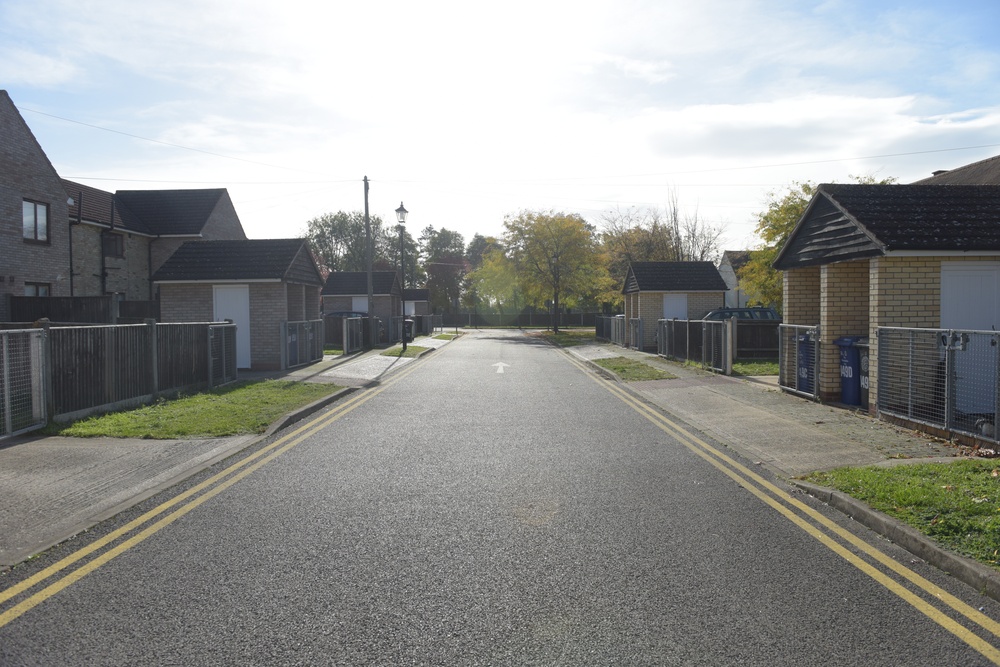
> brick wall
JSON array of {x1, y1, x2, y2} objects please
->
[
  {"x1": 818, "y1": 260, "x2": 869, "y2": 401},
  {"x1": 250, "y1": 283, "x2": 286, "y2": 370},
  {"x1": 159, "y1": 284, "x2": 214, "y2": 322},
  {"x1": 783, "y1": 267, "x2": 820, "y2": 325},
  {"x1": 71, "y1": 225, "x2": 103, "y2": 296},
  {"x1": 0, "y1": 92, "x2": 72, "y2": 320}
]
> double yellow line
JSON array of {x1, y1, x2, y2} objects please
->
[
  {"x1": 0, "y1": 358, "x2": 425, "y2": 629},
  {"x1": 567, "y1": 352, "x2": 1000, "y2": 664}
]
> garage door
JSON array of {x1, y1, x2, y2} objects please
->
[
  {"x1": 214, "y1": 285, "x2": 251, "y2": 369},
  {"x1": 662, "y1": 294, "x2": 688, "y2": 320},
  {"x1": 941, "y1": 263, "x2": 1000, "y2": 415}
]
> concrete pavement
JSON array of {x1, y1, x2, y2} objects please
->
[{"x1": 0, "y1": 331, "x2": 994, "y2": 598}]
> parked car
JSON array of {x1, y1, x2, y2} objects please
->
[{"x1": 703, "y1": 307, "x2": 781, "y2": 321}]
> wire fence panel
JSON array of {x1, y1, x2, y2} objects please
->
[
  {"x1": 778, "y1": 324, "x2": 818, "y2": 399},
  {"x1": 344, "y1": 318, "x2": 365, "y2": 354},
  {"x1": 0, "y1": 330, "x2": 46, "y2": 437},
  {"x1": 628, "y1": 318, "x2": 643, "y2": 350},
  {"x1": 703, "y1": 321, "x2": 729, "y2": 373},
  {"x1": 283, "y1": 320, "x2": 324, "y2": 369},
  {"x1": 878, "y1": 327, "x2": 1000, "y2": 441},
  {"x1": 209, "y1": 324, "x2": 239, "y2": 386}
]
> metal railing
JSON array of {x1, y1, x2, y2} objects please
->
[
  {"x1": 282, "y1": 320, "x2": 324, "y2": 369},
  {"x1": 628, "y1": 318, "x2": 643, "y2": 351},
  {"x1": 878, "y1": 327, "x2": 1000, "y2": 442},
  {"x1": 778, "y1": 324, "x2": 819, "y2": 399},
  {"x1": 657, "y1": 318, "x2": 732, "y2": 374},
  {"x1": 0, "y1": 329, "x2": 46, "y2": 437},
  {"x1": 595, "y1": 316, "x2": 626, "y2": 346}
]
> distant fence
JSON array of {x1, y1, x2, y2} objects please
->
[
  {"x1": 595, "y1": 316, "x2": 626, "y2": 346},
  {"x1": 9, "y1": 295, "x2": 160, "y2": 324},
  {"x1": 441, "y1": 312, "x2": 600, "y2": 328},
  {"x1": 657, "y1": 319, "x2": 733, "y2": 374},
  {"x1": 1, "y1": 320, "x2": 238, "y2": 433}
]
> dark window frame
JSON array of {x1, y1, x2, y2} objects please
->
[
  {"x1": 102, "y1": 232, "x2": 125, "y2": 258},
  {"x1": 24, "y1": 282, "x2": 51, "y2": 297},
  {"x1": 22, "y1": 199, "x2": 49, "y2": 243}
]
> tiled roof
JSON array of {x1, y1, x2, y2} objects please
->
[
  {"x1": 323, "y1": 271, "x2": 400, "y2": 296},
  {"x1": 62, "y1": 180, "x2": 153, "y2": 235},
  {"x1": 403, "y1": 288, "x2": 429, "y2": 301},
  {"x1": 774, "y1": 184, "x2": 1000, "y2": 270},
  {"x1": 913, "y1": 154, "x2": 1000, "y2": 185},
  {"x1": 115, "y1": 189, "x2": 229, "y2": 236},
  {"x1": 152, "y1": 239, "x2": 321, "y2": 283},
  {"x1": 623, "y1": 262, "x2": 728, "y2": 294},
  {"x1": 62, "y1": 180, "x2": 235, "y2": 237}
]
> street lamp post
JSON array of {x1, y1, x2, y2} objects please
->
[{"x1": 395, "y1": 201, "x2": 408, "y2": 351}]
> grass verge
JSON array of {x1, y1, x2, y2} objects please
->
[
  {"x1": 381, "y1": 345, "x2": 428, "y2": 358},
  {"x1": 46, "y1": 380, "x2": 342, "y2": 439},
  {"x1": 732, "y1": 359, "x2": 779, "y2": 376},
  {"x1": 592, "y1": 356, "x2": 675, "y2": 381},
  {"x1": 804, "y1": 459, "x2": 1000, "y2": 569},
  {"x1": 434, "y1": 334, "x2": 459, "y2": 341},
  {"x1": 533, "y1": 329, "x2": 596, "y2": 347}
]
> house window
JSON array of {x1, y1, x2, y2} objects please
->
[
  {"x1": 103, "y1": 233, "x2": 124, "y2": 258},
  {"x1": 24, "y1": 283, "x2": 50, "y2": 297},
  {"x1": 22, "y1": 200, "x2": 48, "y2": 242}
]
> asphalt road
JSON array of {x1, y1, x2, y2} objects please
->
[{"x1": 1, "y1": 330, "x2": 998, "y2": 665}]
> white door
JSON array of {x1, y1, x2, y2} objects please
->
[
  {"x1": 214, "y1": 285, "x2": 251, "y2": 369},
  {"x1": 663, "y1": 294, "x2": 688, "y2": 320},
  {"x1": 941, "y1": 263, "x2": 1000, "y2": 414}
]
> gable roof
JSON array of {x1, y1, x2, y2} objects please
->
[
  {"x1": 913, "y1": 154, "x2": 1000, "y2": 185},
  {"x1": 152, "y1": 239, "x2": 323, "y2": 284},
  {"x1": 115, "y1": 188, "x2": 232, "y2": 236},
  {"x1": 773, "y1": 183, "x2": 1000, "y2": 271},
  {"x1": 322, "y1": 271, "x2": 401, "y2": 297},
  {"x1": 622, "y1": 261, "x2": 728, "y2": 294},
  {"x1": 720, "y1": 250, "x2": 750, "y2": 272},
  {"x1": 62, "y1": 180, "x2": 241, "y2": 238}
]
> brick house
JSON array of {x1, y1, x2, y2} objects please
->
[
  {"x1": 322, "y1": 271, "x2": 402, "y2": 329},
  {"x1": 1, "y1": 89, "x2": 250, "y2": 319},
  {"x1": 403, "y1": 288, "x2": 430, "y2": 317},
  {"x1": 622, "y1": 262, "x2": 728, "y2": 351},
  {"x1": 774, "y1": 182, "x2": 1000, "y2": 409},
  {"x1": 153, "y1": 239, "x2": 323, "y2": 370},
  {"x1": 62, "y1": 179, "x2": 247, "y2": 302},
  {"x1": 0, "y1": 90, "x2": 73, "y2": 320}
]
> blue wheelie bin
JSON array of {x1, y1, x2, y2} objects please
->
[
  {"x1": 834, "y1": 336, "x2": 863, "y2": 406},
  {"x1": 796, "y1": 333, "x2": 815, "y2": 394}
]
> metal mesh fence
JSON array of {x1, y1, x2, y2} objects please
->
[
  {"x1": 0, "y1": 330, "x2": 46, "y2": 437},
  {"x1": 284, "y1": 320, "x2": 324, "y2": 369},
  {"x1": 778, "y1": 325, "x2": 818, "y2": 399},
  {"x1": 878, "y1": 327, "x2": 1000, "y2": 441}
]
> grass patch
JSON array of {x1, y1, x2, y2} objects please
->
[
  {"x1": 47, "y1": 380, "x2": 342, "y2": 439},
  {"x1": 592, "y1": 356, "x2": 675, "y2": 381},
  {"x1": 323, "y1": 345, "x2": 343, "y2": 355},
  {"x1": 381, "y1": 345, "x2": 428, "y2": 358},
  {"x1": 805, "y1": 459, "x2": 1000, "y2": 568},
  {"x1": 534, "y1": 329, "x2": 596, "y2": 347},
  {"x1": 434, "y1": 333, "x2": 458, "y2": 340},
  {"x1": 732, "y1": 359, "x2": 779, "y2": 376}
]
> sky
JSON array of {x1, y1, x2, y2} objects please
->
[{"x1": 4, "y1": 0, "x2": 1000, "y2": 254}]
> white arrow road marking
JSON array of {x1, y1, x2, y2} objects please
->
[{"x1": 493, "y1": 362, "x2": 510, "y2": 374}]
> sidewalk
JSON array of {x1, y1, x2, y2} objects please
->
[{"x1": 0, "y1": 332, "x2": 982, "y2": 591}]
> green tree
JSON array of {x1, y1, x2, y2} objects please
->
[
  {"x1": 304, "y1": 211, "x2": 393, "y2": 273},
  {"x1": 502, "y1": 210, "x2": 606, "y2": 333},
  {"x1": 419, "y1": 226, "x2": 467, "y2": 312}
]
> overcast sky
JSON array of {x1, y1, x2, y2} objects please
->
[{"x1": 4, "y1": 0, "x2": 1000, "y2": 252}]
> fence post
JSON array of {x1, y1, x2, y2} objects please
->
[
  {"x1": 146, "y1": 319, "x2": 159, "y2": 394},
  {"x1": 725, "y1": 317, "x2": 735, "y2": 375},
  {"x1": 208, "y1": 326, "x2": 215, "y2": 388},
  {"x1": 37, "y1": 318, "x2": 54, "y2": 420},
  {"x1": 280, "y1": 321, "x2": 288, "y2": 370}
]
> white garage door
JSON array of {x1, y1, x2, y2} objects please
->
[
  {"x1": 941, "y1": 263, "x2": 1000, "y2": 415},
  {"x1": 662, "y1": 294, "x2": 688, "y2": 320},
  {"x1": 214, "y1": 285, "x2": 251, "y2": 369}
]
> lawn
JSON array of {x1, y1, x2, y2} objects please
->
[
  {"x1": 732, "y1": 358, "x2": 779, "y2": 376},
  {"x1": 592, "y1": 356, "x2": 676, "y2": 381},
  {"x1": 533, "y1": 329, "x2": 596, "y2": 347},
  {"x1": 47, "y1": 380, "x2": 342, "y2": 439},
  {"x1": 805, "y1": 459, "x2": 1000, "y2": 569}
]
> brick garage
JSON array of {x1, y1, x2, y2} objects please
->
[
  {"x1": 622, "y1": 262, "x2": 728, "y2": 351},
  {"x1": 154, "y1": 239, "x2": 323, "y2": 370},
  {"x1": 775, "y1": 182, "x2": 1000, "y2": 408}
]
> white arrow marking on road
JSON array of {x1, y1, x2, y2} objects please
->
[{"x1": 493, "y1": 362, "x2": 510, "y2": 374}]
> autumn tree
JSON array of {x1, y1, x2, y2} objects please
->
[
  {"x1": 419, "y1": 225, "x2": 467, "y2": 313},
  {"x1": 502, "y1": 210, "x2": 606, "y2": 333}
]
